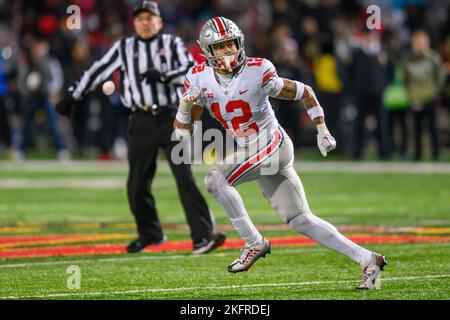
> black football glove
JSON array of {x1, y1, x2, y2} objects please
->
[
  {"x1": 140, "y1": 68, "x2": 165, "y2": 84},
  {"x1": 55, "y1": 95, "x2": 77, "y2": 117}
]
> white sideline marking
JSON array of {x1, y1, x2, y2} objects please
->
[
  {"x1": 1, "y1": 160, "x2": 449, "y2": 189},
  {"x1": 1, "y1": 160, "x2": 450, "y2": 174},
  {"x1": 1, "y1": 274, "x2": 449, "y2": 299},
  {"x1": 0, "y1": 178, "x2": 174, "y2": 189},
  {"x1": 0, "y1": 178, "x2": 126, "y2": 189}
]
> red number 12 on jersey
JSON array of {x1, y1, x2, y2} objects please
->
[{"x1": 211, "y1": 100, "x2": 259, "y2": 136}]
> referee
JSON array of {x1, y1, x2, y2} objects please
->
[{"x1": 56, "y1": 1, "x2": 225, "y2": 254}]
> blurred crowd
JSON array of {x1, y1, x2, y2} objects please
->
[{"x1": 0, "y1": 0, "x2": 449, "y2": 161}]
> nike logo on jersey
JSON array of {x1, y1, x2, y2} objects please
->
[{"x1": 239, "y1": 89, "x2": 249, "y2": 95}]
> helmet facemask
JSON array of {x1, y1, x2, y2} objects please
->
[
  {"x1": 198, "y1": 17, "x2": 246, "y2": 72},
  {"x1": 209, "y1": 39, "x2": 242, "y2": 72}
]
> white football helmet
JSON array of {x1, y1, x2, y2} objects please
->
[{"x1": 198, "y1": 17, "x2": 246, "y2": 71}]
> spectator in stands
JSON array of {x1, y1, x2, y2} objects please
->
[
  {"x1": 348, "y1": 29, "x2": 391, "y2": 160},
  {"x1": 18, "y1": 38, "x2": 70, "y2": 161},
  {"x1": 404, "y1": 29, "x2": 445, "y2": 161},
  {"x1": 383, "y1": 30, "x2": 409, "y2": 159}
]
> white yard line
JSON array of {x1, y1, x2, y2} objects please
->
[
  {"x1": 1, "y1": 274, "x2": 449, "y2": 299},
  {"x1": 1, "y1": 160, "x2": 450, "y2": 174}
]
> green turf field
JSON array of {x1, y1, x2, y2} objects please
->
[{"x1": 0, "y1": 160, "x2": 449, "y2": 300}]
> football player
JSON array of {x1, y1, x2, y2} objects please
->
[{"x1": 173, "y1": 17, "x2": 387, "y2": 289}]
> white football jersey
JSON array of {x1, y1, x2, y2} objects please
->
[{"x1": 184, "y1": 58, "x2": 283, "y2": 147}]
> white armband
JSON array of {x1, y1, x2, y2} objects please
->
[
  {"x1": 294, "y1": 81, "x2": 305, "y2": 100},
  {"x1": 176, "y1": 110, "x2": 191, "y2": 124},
  {"x1": 307, "y1": 106, "x2": 324, "y2": 120}
]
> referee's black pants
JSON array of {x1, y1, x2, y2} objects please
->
[{"x1": 126, "y1": 109, "x2": 214, "y2": 245}]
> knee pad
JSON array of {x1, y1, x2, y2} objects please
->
[{"x1": 204, "y1": 169, "x2": 225, "y2": 194}]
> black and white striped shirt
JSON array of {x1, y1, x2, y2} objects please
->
[{"x1": 71, "y1": 33, "x2": 193, "y2": 110}]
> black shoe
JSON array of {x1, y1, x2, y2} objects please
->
[
  {"x1": 126, "y1": 235, "x2": 168, "y2": 253},
  {"x1": 192, "y1": 233, "x2": 226, "y2": 255}
]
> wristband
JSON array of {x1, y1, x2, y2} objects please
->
[
  {"x1": 307, "y1": 106, "x2": 324, "y2": 120},
  {"x1": 176, "y1": 110, "x2": 191, "y2": 124}
]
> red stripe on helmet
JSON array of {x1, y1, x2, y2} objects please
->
[{"x1": 213, "y1": 17, "x2": 227, "y2": 36}]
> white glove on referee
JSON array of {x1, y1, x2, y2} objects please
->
[{"x1": 316, "y1": 123, "x2": 336, "y2": 157}]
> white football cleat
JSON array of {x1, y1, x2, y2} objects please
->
[
  {"x1": 227, "y1": 238, "x2": 271, "y2": 273},
  {"x1": 357, "y1": 253, "x2": 388, "y2": 290}
]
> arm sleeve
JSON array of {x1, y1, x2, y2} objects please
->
[
  {"x1": 165, "y1": 36, "x2": 194, "y2": 85},
  {"x1": 71, "y1": 41, "x2": 122, "y2": 100},
  {"x1": 260, "y1": 59, "x2": 284, "y2": 97}
]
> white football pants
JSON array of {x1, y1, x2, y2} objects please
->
[{"x1": 204, "y1": 127, "x2": 373, "y2": 268}]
